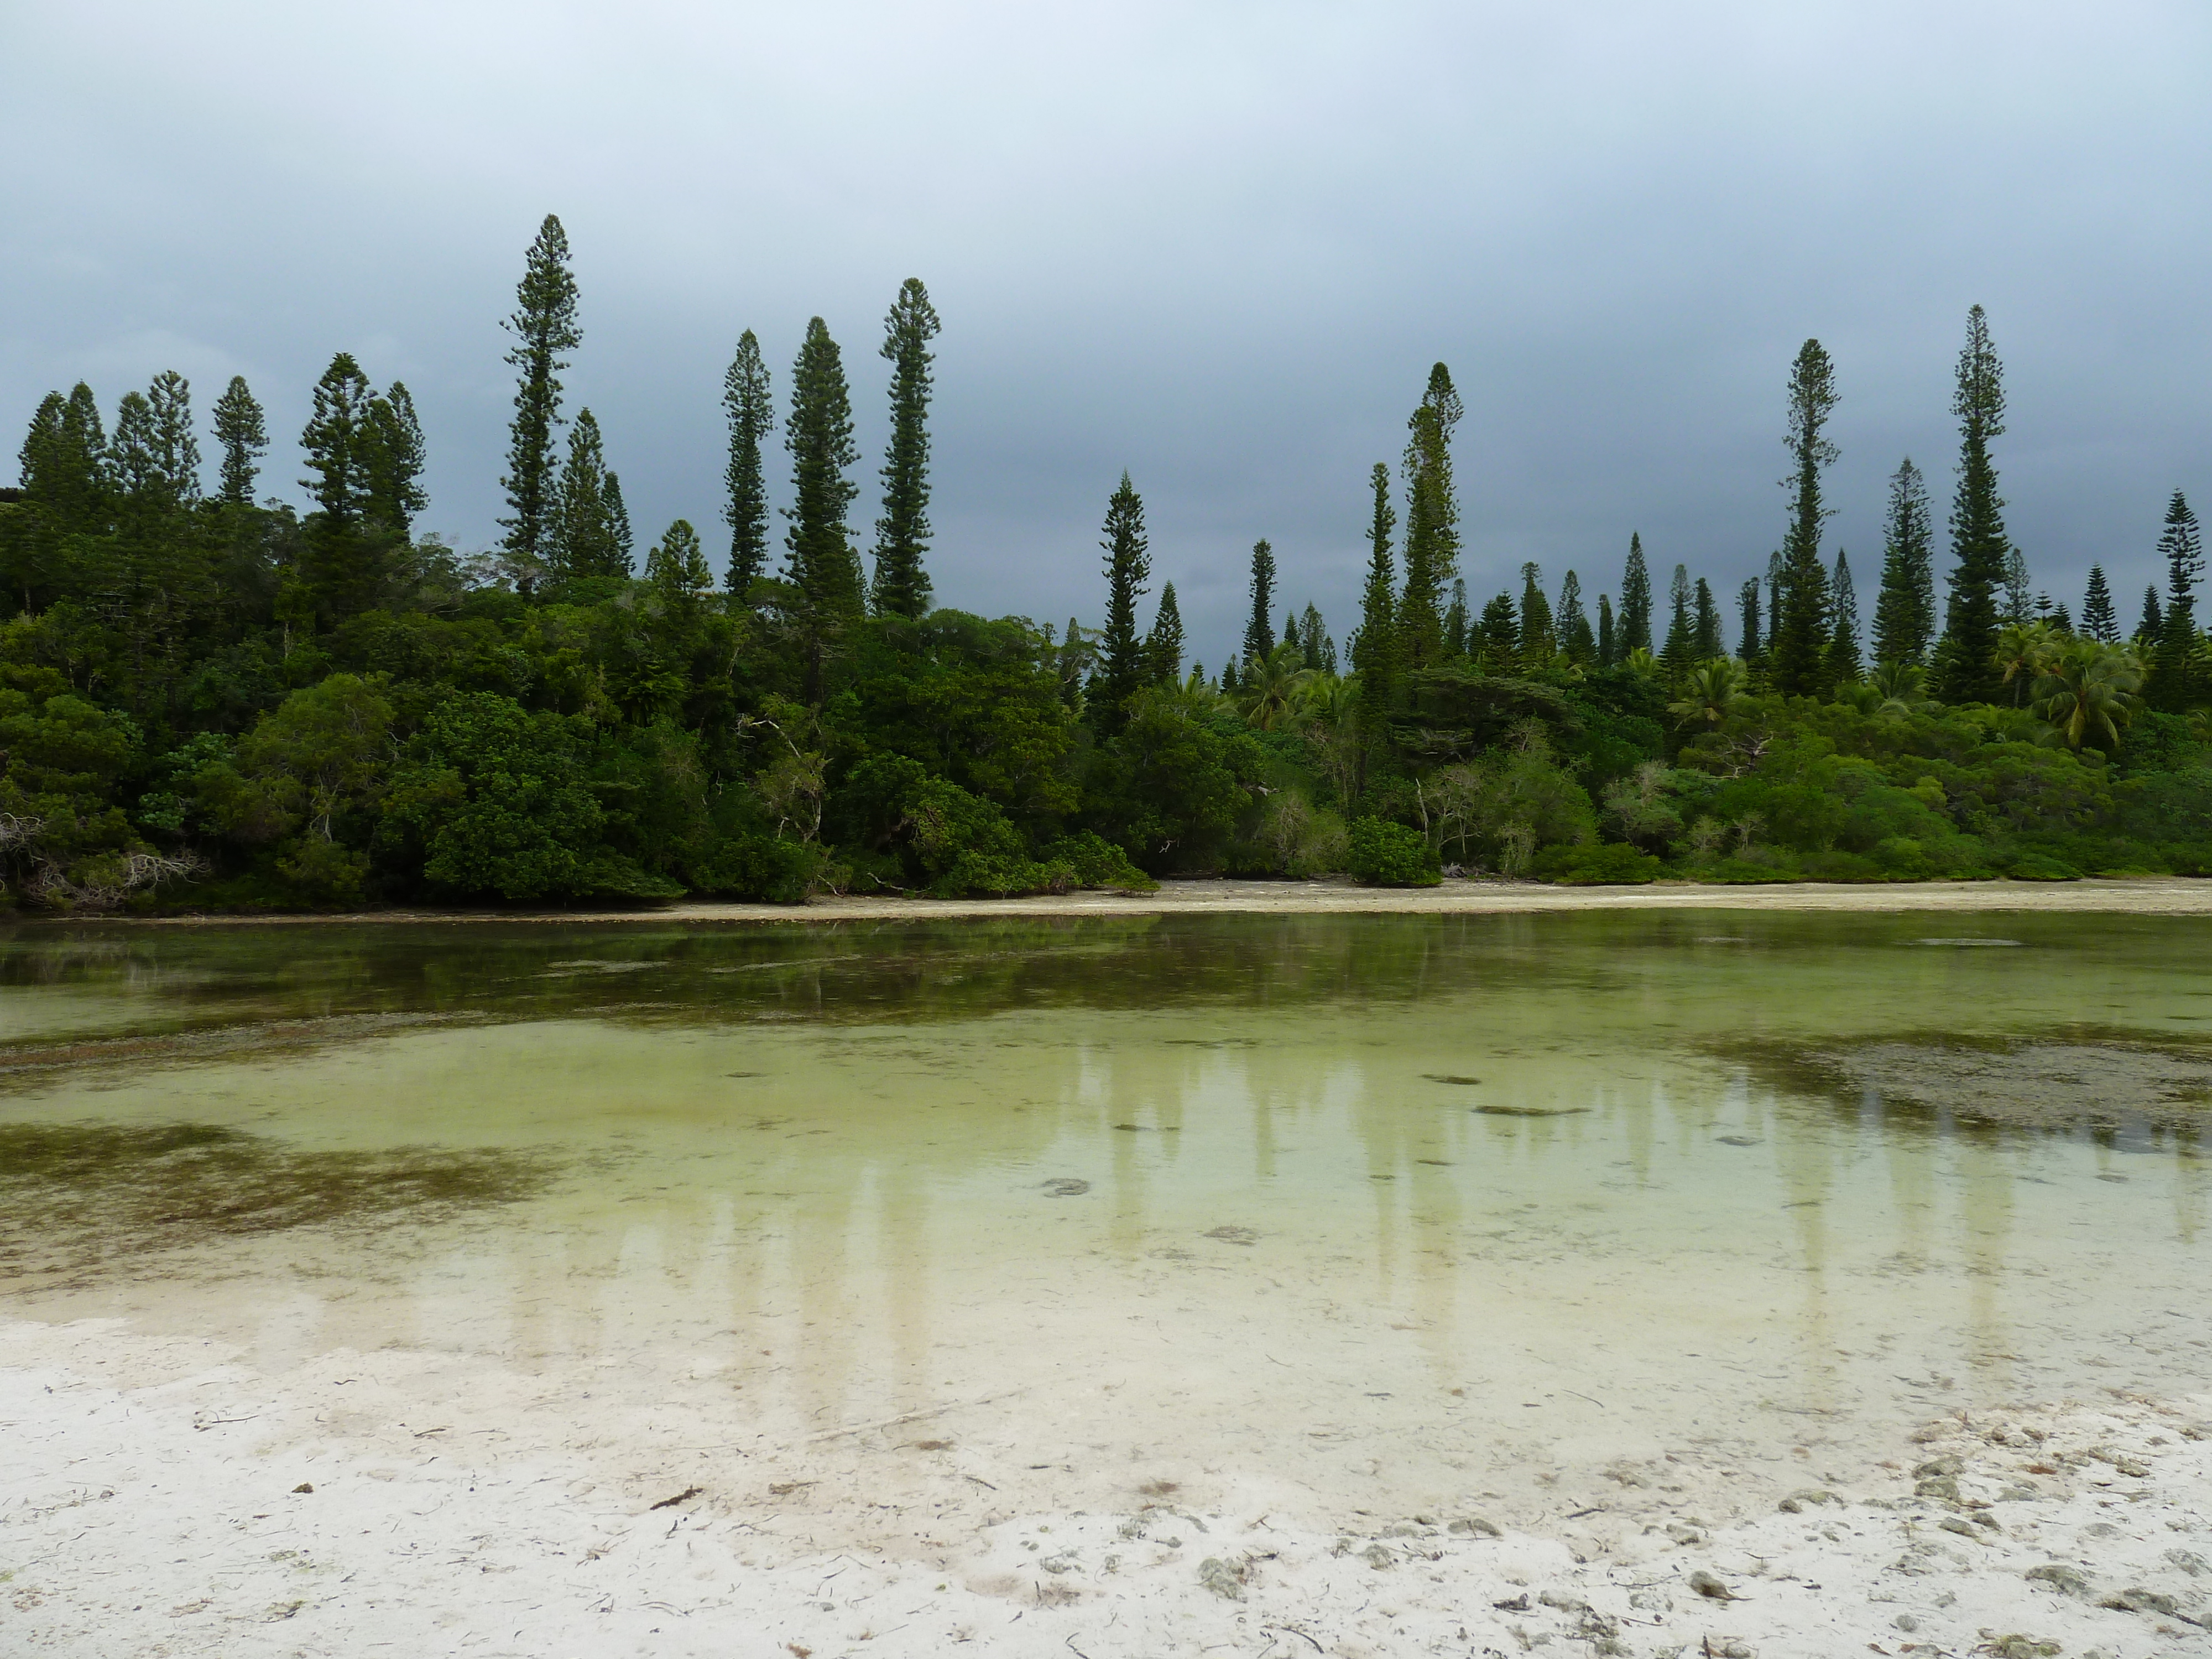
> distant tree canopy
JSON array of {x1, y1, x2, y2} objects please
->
[{"x1": 2, "y1": 242, "x2": 2208, "y2": 913}]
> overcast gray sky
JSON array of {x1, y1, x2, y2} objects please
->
[{"x1": 5, "y1": 1, "x2": 2209, "y2": 664}]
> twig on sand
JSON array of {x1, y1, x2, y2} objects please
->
[
  {"x1": 1264, "y1": 1625, "x2": 1324, "y2": 1653},
  {"x1": 802, "y1": 1387, "x2": 1032, "y2": 1446}
]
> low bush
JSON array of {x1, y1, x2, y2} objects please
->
[
  {"x1": 1347, "y1": 817, "x2": 1441, "y2": 886},
  {"x1": 1531, "y1": 842, "x2": 1662, "y2": 885}
]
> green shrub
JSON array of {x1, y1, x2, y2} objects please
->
[
  {"x1": 689, "y1": 833, "x2": 825, "y2": 902},
  {"x1": 1531, "y1": 842, "x2": 1662, "y2": 885},
  {"x1": 2006, "y1": 853, "x2": 2081, "y2": 881},
  {"x1": 1040, "y1": 831, "x2": 1159, "y2": 891},
  {"x1": 1348, "y1": 817, "x2": 1441, "y2": 886}
]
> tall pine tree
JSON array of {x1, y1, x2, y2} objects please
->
[
  {"x1": 300, "y1": 353, "x2": 372, "y2": 529},
  {"x1": 1519, "y1": 562, "x2": 1554, "y2": 666},
  {"x1": 1660, "y1": 564, "x2": 1695, "y2": 679},
  {"x1": 1619, "y1": 533, "x2": 1652, "y2": 653},
  {"x1": 871, "y1": 278, "x2": 940, "y2": 618},
  {"x1": 2151, "y1": 488, "x2": 2204, "y2": 710},
  {"x1": 1145, "y1": 582, "x2": 1185, "y2": 685},
  {"x1": 1825, "y1": 549, "x2": 1861, "y2": 684},
  {"x1": 784, "y1": 317, "x2": 863, "y2": 620},
  {"x1": 1398, "y1": 364, "x2": 1462, "y2": 669},
  {"x1": 1770, "y1": 338, "x2": 1838, "y2": 697},
  {"x1": 498, "y1": 214, "x2": 582, "y2": 589},
  {"x1": 1871, "y1": 456, "x2": 1935, "y2": 664},
  {"x1": 1092, "y1": 472, "x2": 1150, "y2": 732},
  {"x1": 722, "y1": 330, "x2": 773, "y2": 596},
  {"x1": 554, "y1": 409, "x2": 624, "y2": 580},
  {"x1": 605, "y1": 472, "x2": 634, "y2": 572},
  {"x1": 212, "y1": 376, "x2": 267, "y2": 507},
  {"x1": 1933, "y1": 305, "x2": 2012, "y2": 703},
  {"x1": 1243, "y1": 538, "x2": 1277, "y2": 665},
  {"x1": 1738, "y1": 578, "x2": 1762, "y2": 662},
  {"x1": 2139, "y1": 586, "x2": 2165, "y2": 644},
  {"x1": 1558, "y1": 570, "x2": 1594, "y2": 664},
  {"x1": 1597, "y1": 593, "x2": 1616, "y2": 665},
  {"x1": 1352, "y1": 462, "x2": 1400, "y2": 696},
  {"x1": 1693, "y1": 576, "x2": 1723, "y2": 660},
  {"x1": 145, "y1": 371, "x2": 200, "y2": 507},
  {"x1": 362, "y1": 383, "x2": 425, "y2": 535},
  {"x1": 2081, "y1": 564, "x2": 2119, "y2": 643}
]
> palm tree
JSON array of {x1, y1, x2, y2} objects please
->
[
  {"x1": 1621, "y1": 646, "x2": 1658, "y2": 679},
  {"x1": 1995, "y1": 620, "x2": 2063, "y2": 705},
  {"x1": 1237, "y1": 642, "x2": 1316, "y2": 731},
  {"x1": 1666, "y1": 658, "x2": 1746, "y2": 728},
  {"x1": 1867, "y1": 659, "x2": 1939, "y2": 720},
  {"x1": 2030, "y1": 639, "x2": 2144, "y2": 752}
]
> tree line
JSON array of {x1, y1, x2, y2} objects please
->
[{"x1": 2, "y1": 215, "x2": 2208, "y2": 910}]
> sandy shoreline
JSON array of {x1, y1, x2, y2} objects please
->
[
  {"x1": 5, "y1": 1318, "x2": 2209, "y2": 1657},
  {"x1": 70, "y1": 874, "x2": 2212, "y2": 927}
]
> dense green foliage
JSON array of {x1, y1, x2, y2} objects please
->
[{"x1": 3, "y1": 248, "x2": 2210, "y2": 914}]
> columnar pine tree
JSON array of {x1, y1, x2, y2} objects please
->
[
  {"x1": 722, "y1": 330, "x2": 774, "y2": 596},
  {"x1": 604, "y1": 472, "x2": 634, "y2": 572},
  {"x1": 300, "y1": 353, "x2": 372, "y2": 529},
  {"x1": 1825, "y1": 549, "x2": 1861, "y2": 684},
  {"x1": 298, "y1": 353, "x2": 390, "y2": 622},
  {"x1": 53, "y1": 383, "x2": 108, "y2": 533},
  {"x1": 1518, "y1": 562, "x2": 1554, "y2": 667},
  {"x1": 1693, "y1": 577, "x2": 1723, "y2": 660},
  {"x1": 9, "y1": 387, "x2": 106, "y2": 612},
  {"x1": 1474, "y1": 592, "x2": 1519, "y2": 671},
  {"x1": 555, "y1": 409, "x2": 623, "y2": 580},
  {"x1": 1597, "y1": 593, "x2": 1616, "y2": 665},
  {"x1": 108, "y1": 391, "x2": 160, "y2": 503},
  {"x1": 1145, "y1": 582, "x2": 1185, "y2": 685},
  {"x1": 1871, "y1": 457, "x2": 1936, "y2": 664},
  {"x1": 1092, "y1": 472, "x2": 1150, "y2": 732},
  {"x1": 2081, "y1": 564, "x2": 2119, "y2": 644},
  {"x1": 1660, "y1": 564, "x2": 1695, "y2": 679},
  {"x1": 1298, "y1": 602, "x2": 1329, "y2": 671},
  {"x1": 1738, "y1": 579, "x2": 1762, "y2": 662},
  {"x1": 1933, "y1": 305, "x2": 2012, "y2": 703},
  {"x1": 871, "y1": 278, "x2": 940, "y2": 618},
  {"x1": 2139, "y1": 587, "x2": 2165, "y2": 644},
  {"x1": 2151, "y1": 488, "x2": 2205, "y2": 709},
  {"x1": 2001, "y1": 546, "x2": 2034, "y2": 626},
  {"x1": 1558, "y1": 571, "x2": 1594, "y2": 664},
  {"x1": 1398, "y1": 364, "x2": 1462, "y2": 668},
  {"x1": 1770, "y1": 338, "x2": 1838, "y2": 696},
  {"x1": 1242, "y1": 538, "x2": 1277, "y2": 665},
  {"x1": 1443, "y1": 579, "x2": 1469, "y2": 658},
  {"x1": 212, "y1": 376, "x2": 267, "y2": 506},
  {"x1": 1619, "y1": 533, "x2": 1652, "y2": 653},
  {"x1": 1353, "y1": 463, "x2": 1400, "y2": 696},
  {"x1": 498, "y1": 215, "x2": 582, "y2": 589},
  {"x1": 784, "y1": 317, "x2": 863, "y2": 620},
  {"x1": 145, "y1": 371, "x2": 200, "y2": 507},
  {"x1": 362, "y1": 384, "x2": 425, "y2": 535},
  {"x1": 645, "y1": 518, "x2": 713, "y2": 607}
]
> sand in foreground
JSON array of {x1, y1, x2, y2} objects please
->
[{"x1": 5, "y1": 1318, "x2": 2209, "y2": 1657}]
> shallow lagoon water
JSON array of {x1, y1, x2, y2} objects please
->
[{"x1": 4, "y1": 910, "x2": 2209, "y2": 1533}]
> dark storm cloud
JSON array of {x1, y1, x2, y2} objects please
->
[{"x1": 4, "y1": 1, "x2": 2209, "y2": 661}]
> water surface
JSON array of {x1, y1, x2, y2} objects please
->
[{"x1": 4, "y1": 910, "x2": 2207, "y2": 1525}]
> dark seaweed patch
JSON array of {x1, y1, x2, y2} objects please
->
[
  {"x1": 0, "y1": 1120, "x2": 561, "y2": 1284},
  {"x1": 1715, "y1": 1031, "x2": 2212, "y2": 1138}
]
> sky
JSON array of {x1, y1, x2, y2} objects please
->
[{"x1": 4, "y1": 1, "x2": 2210, "y2": 666}]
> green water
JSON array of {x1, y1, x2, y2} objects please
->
[{"x1": 3, "y1": 910, "x2": 2208, "y2": 1520}]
